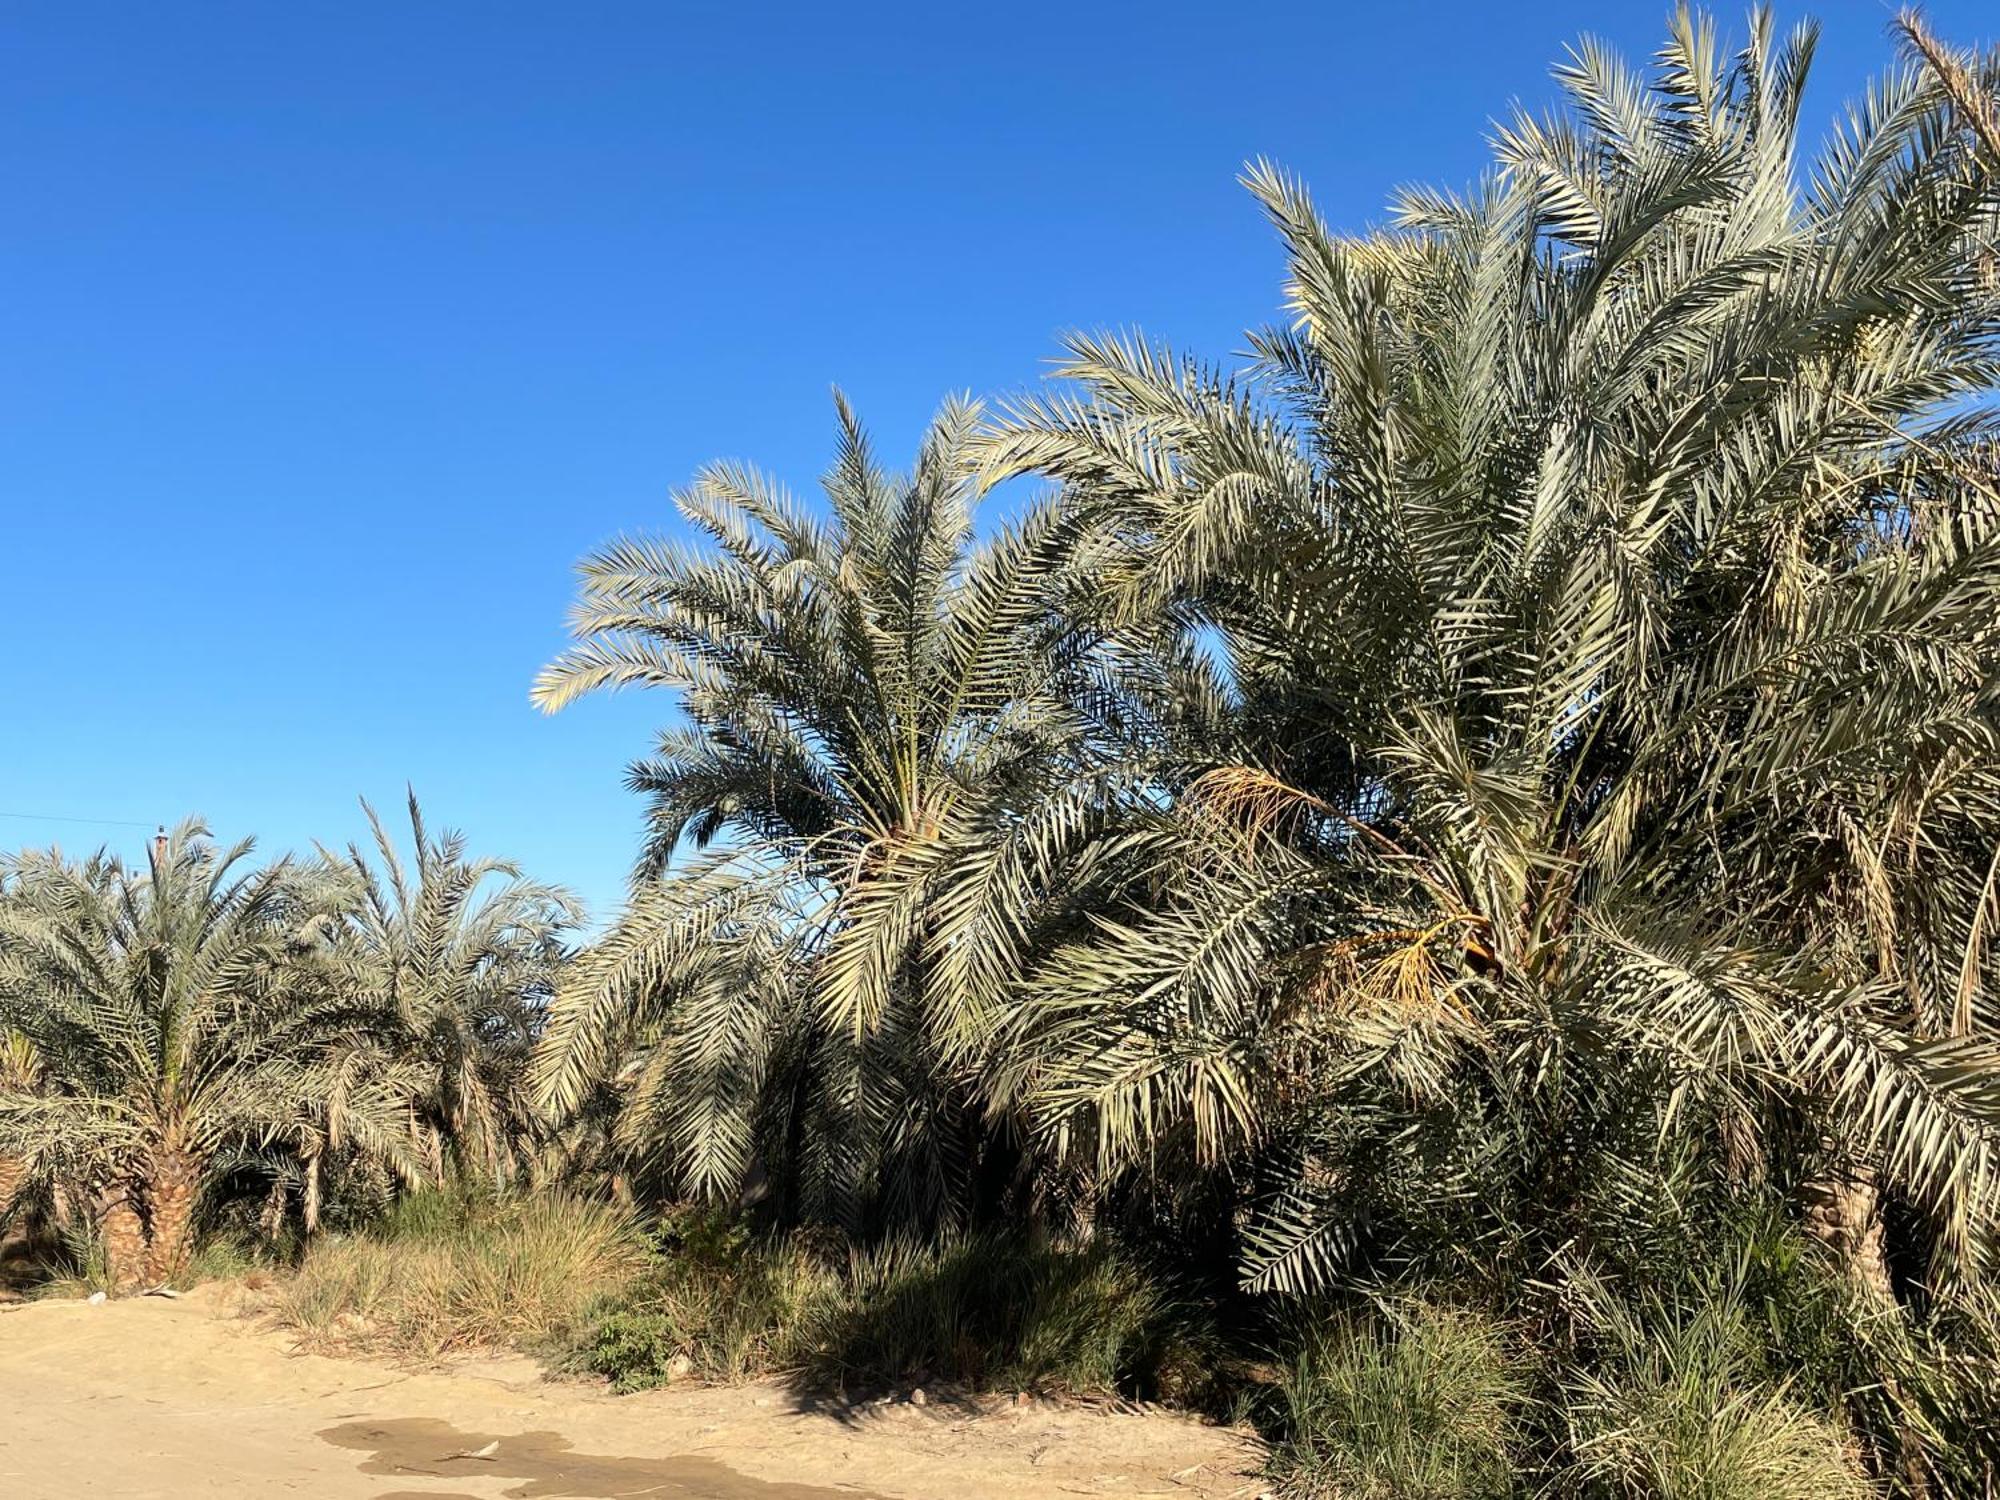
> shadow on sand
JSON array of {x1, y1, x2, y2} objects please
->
[{"x1": 320, "y1": 1416, "x2": 885, "y2": 1500}]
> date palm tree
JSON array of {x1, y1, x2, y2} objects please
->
[
  {"x1": 530, "y1": 396, "x2": 1095, "y2": 1230},
  {"x1": 980, "y1": 6, "x2": 2000, "y2": 1304},
  {"x1": 0, "y1": 822, "x2": 423, "y2": 1288},
  {"x1": 0, "y1": 1030, "x2": 38, "y2": 1224},
  {"x1": 322, "y1": 792, "x2": 580, "y2": 1184}
]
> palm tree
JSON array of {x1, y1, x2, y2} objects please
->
[
  {"x1": 0, "y1": 1030, "x2": 38, "y2": 1223},
  {"x1": 979, "y1": 7, "x2": 2000, "y2": 1304},
  {"x1": 530, "y1": 395, "x2": 1094, "y2": 1230},
  {"x1": 322, "y1": 792, "x2": 580, "y2": 1184},
  {"x1": 0, "y1": 822, "x2": 422, "y2": 1289}
]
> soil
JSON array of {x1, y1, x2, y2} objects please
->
[{"x1": 0, "y1": 1285, "x2": 1262, "y2": 1500}]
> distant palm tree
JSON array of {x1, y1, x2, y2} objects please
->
[
  {"x1": 0, "y1": 823, "x2": 422, "y2": 1288},
  {"x1": 323, "y1": 792, "x2": 580, "y2": 1184},
  {"x1": 0, "y1": 1030, "x2": 39, "y2": 1223},
  {"x1": 981, "y1": 9, "x2": 2000, "y2": 1296},
  {"x1": 531, "y1": 396, "x2": 1093, "y2": 1229}
]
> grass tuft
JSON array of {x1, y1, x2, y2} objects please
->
[
  {"x1": 272, "y1": 1186, "x2": 648, "y2": 1359},
  {"x1": 1558, "y1": 1263, "x2": 1871, "y2": 1500},
  {"x1": 1268, "y1": 1300, "x2": 1523, "y2": 1500}
]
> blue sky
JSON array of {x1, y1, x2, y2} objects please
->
[{"x1": 4, "y1": 1, "x2": 1992, "y2": 920}]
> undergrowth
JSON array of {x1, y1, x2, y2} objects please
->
[
  {"x1": 29, "y1": 1223, "x2": 276, "y2": 1300},
  {"x1": 270, "y1": 1193, "x2": 1220, "y2": 1404},
  {"x1": 271, "y1": 1186, "x2": 648, "y2": 1358},
  {"x1": 255, "y1": 1191, "x2": 1998, "y2": 1499},
  {"x1": 577, "y1": 1213, "x2": 1224, "y2": 1402},
  {"x1": 1268, "y1": 1300, "x2": 1524, "y2": 1500}
]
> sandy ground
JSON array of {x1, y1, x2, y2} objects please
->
[{"x1": 0, "y1": 1286, "x2": 1261, "y2": 1500}]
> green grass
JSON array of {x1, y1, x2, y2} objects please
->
[
  {"x1": 1557, "y1": 1264, "x2": 1872, "y2": 1500},
  {"x1": 266, "y1": 1192, "x2": 1217, "y2": 1402},
  {"x1": 257, "y1": 1190, "x2": 1919, "y2": 1499},
  {"x1": 1267, "y1": 1300, "x2": 1524, "y2": 1500},
  {"x1": 792, "y1": 1234, "x2": 1218, "y2": 1400},
  {"x1": 578, "y1": 1215, "x2": 828, "y2": 1388},
  {"x1": 1257, "y1": 1269, "x2": 1881, "y2": 1500}
]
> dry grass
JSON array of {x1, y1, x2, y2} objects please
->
[
  {"x1": 273, "y1": 1195, "x2": 1211, "y2": 1399},
  {"x1": 272, "y1": 1188, "x2": 648, "y2": 1359},
  {"x1": 27, "y1": 1223, "x2": 273, "y2": 1300}
]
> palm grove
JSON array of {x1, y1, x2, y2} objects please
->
[{"x1": 8, "y1": 10, "x2": 2000, "y2": 1495}]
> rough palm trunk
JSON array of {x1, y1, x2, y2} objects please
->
[
  {"x1": 1804, "y1": 1168, "x2": 1933, "y2": 1498},
  {"x1": 55, "y1": 1179, "x2": 86, "y2": 1238},
  {"x1": 257, "y1": 1179, "x2": 288, "y2": 1242},
  {"x1": 141, "y1": 1147, "x2": 201, "y2": 1287},
  {"x1": 0, "y1": 1154, "x2": 24, "y2": 1218},
  {"x1": 101, "y1": 1187, "x2": 146, "y2": 1294},
  {"x1": 0, "y1": 1155, "x2": 27, "y2": 1280},
  {"x1": 1802, "y1": 1169, "x2": 1895, "y2": 1305}
]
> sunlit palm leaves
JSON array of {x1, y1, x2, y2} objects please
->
[
  {"x1": 322, "y1": 792, "x2": 580, "y2": 1184},
  {"x1": 0, "y1": 822, "x2": 426, "y2": 1280},
  {"x1": 517, "y1": 9, "x2": 2000, "y2": 1357},
  {"x1": 980, "y1": 10, "x2": 2000, "y2": 1294},
  {"x1": 532, "y1": 397, "x2": 1097, "y2": 1228}
]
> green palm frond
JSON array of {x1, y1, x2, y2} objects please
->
[
  {"x1": 533, "y1": 396, "x2": 1098, "y2": 1228},
  {"x1": 0, "y1": 821, "x2": 423, "y2": 1243},
  {"x1": 320, "y1": 790, "x2": 581, "y2": 1182},
  {"x1": 979, "y1": 6, "x2": 2000, "y2": 1298}
]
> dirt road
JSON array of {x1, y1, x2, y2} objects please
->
[{"x1": 0, "y1": 1288, "x2": 1257, "y2": 1500}]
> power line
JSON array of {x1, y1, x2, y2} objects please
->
[{"x1": 0, "y1": 809, "x2": 156, "y2": 831}]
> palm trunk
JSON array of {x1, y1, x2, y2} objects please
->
[
  {"x1": 55, "y1": 1179, "x2": 86, "y2": 1238},
  {"x1": 1803, "y1": 1169, "x2": 1932, "y2": 1498},
  {"x1": 0, "y1": 1153, "x2": 24, "y2": 1218},
  {"x1": 141, "y1": 1146, "x2": 201, "y2": 1287},
  {"x1": 257, "y1": 1179, "x2": 288, "y2": 1242},
  {"x1": 101, "y1": 1187, "x2": 146, "y2": 1294},
  {"x1": 1802, "y1": 1169, "x2": 1894, "y2": 1305}
]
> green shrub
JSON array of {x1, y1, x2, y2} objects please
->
[
  {"x1": 583, "y1": 1308, "x2": 690, "y2": 1391},
  {"x1": 578, "y1": 1219, "x2": 1218, "y2": 1402},
  {"x1": 1269, "y1": 1300, "x2": 1524, "y2": 1500},
  {"x1": 1556, "y1": 1264, "x2": 1870, "y2": 1500},
  {"x1": 793, "y1": 1235, "x2": 1214, "y2": 1400},
  {"x1": 579, "y1": 1216, "x2": 833, "y2": 1389}
]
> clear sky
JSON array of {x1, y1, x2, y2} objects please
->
[{"x1": 4, "y1": 1, "x2": 1992, "y2": 920}]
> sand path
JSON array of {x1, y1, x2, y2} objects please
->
[{"x1": 0, "y1": 1287, "x2": 1259, "y2": 1500}]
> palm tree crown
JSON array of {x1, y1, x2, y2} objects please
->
[
  {"x1": 0, "y1": 822, "x2": 420, "y2": 1284},
  {"x1": 322, "y1": 792, "x2": 581, "y2": 1185},
  {"x1": 977, "y1": 8, "x2": 2000, "y2": 1293},
  {"x1": 531, "y1": 396, "x2": 1094, "y2": 1229}
]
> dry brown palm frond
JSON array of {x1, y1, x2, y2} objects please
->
[
  {"x1": 1281, "y1": 917, "x2": 1489, "y2": 1027},
  {"x1": 1185, "y1": 764, "x2": 1420, "y2": 868},
  {"x1": 1186, "y1": 764, "x2": 1331, "y2": 833},
  {"x1": 1898, "y1": 9, "x2": 2000, "y2": 167}
]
